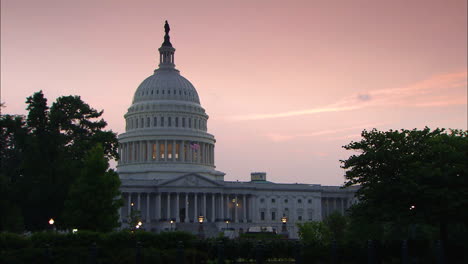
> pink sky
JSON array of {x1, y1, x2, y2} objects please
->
[{"x1": 1, "y1": 0, "x2": 467, "y2": 185}]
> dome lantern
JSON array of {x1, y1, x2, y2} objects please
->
[{"x1": 158, "y1": 20, "x2": 176, "y2": 70}]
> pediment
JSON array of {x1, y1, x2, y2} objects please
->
[{"x1": 159, "y1": 173, "x2": 223, "y2": 187}]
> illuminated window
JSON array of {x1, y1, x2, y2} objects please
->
[
  {"x1": 159, "y1": 143, "x2": 165, "y2": 159},
  {"x1": 175, "y1": 142, "x2": 180, "y2": 160},
  {"x1": 167, "y1": 143, "x2": 172, "y2": 159},
  {"x1": 152, "y1": 144, "x2": 156, "y2": 159}
]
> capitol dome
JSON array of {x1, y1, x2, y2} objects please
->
[
  {"x1": 132, "y1": 70, "x2": 200, "y2": 104},
  {"x1": 117, "y1": 21, "x2": 224, "y2": 181}
]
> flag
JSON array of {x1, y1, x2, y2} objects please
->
[{"x1": 190, "y1": 142, "x2": 200, "y2": 151}]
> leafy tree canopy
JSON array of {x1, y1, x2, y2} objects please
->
[
  {"x1": 0, "y1": 91, "x2": 119, "y2": 232},
  {"x1": 341, "y1": 127, "x2": 468, "y2": 240},
  {"x1": 62, "y1": 144, "x2": 123, "y2": 232}
]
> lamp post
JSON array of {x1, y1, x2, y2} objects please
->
[
  {"x1": 48, "y1": 218, "x2": 56, "y2": 232},
  {"x1": 170, "y1": 219, "x2": 174, "y2": 231},
  {"x1": 225, "y1": 219, "x2": 230, "y2": 230},
  {"x1": 281, "y1": 216, "x2": 288, "y2": 238},
  {"x1": 198, "y1": 215, "x2": 205, "y2": 239}
]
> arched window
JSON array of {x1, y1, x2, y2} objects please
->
[
  {"x1": 154, "y1": 117, "x2": 157, "y2": 127},
  {"x1": 146, "y1": 117, "x2": 150, "y2": 127},
  {"x1": 182, "y1": 118, "x2": 185, "y2": 127},
  {"x1": 135, "y1": 118, "x2": 138, "y2": 128},
  {"x1": 168, "y1": 117, "x2": 172, "y2": 127},
  {"x1": 188, "y1": 118, "x2": 191, "y2": 128},
  {"x1": 175, "y1": 117, "x2": 179, "y2": 127},
  {"x1": 161, "y1": 117, "x2": 164, "y2": 127}
]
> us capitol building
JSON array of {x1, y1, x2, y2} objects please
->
[{"x1": 117, "y1": 22, "x2": 357, "y2": 238}]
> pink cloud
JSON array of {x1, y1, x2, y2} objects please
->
[{"x1": 231, "y1": 70, "x2": 467, "y2": 121}]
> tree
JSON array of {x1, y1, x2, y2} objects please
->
[
  {"x1": 62, "y1": 144, "x2": 123, "y2": 232},
  {"x1": 0, "y1": 91, "x2": 119, "y2": 231},
  {"x1": 341, "y1": 128, "x2": 468, "y2": 241},
  {"x1": 0, "y1": 115, "x2": 27, "y2": 231},
  {"x1": 324, "y1": 212, "x2": 348, "y2": 242}
]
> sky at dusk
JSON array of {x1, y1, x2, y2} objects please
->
[{"x1": 1, "y1": 0, "x2": 467, "y2": 185}]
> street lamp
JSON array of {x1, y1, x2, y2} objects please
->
[
  {"x1": 48, "y1": 218, "x2": 56, "y2": 231},
  {"x1": 281, "y1": 216, "x2": 288, "y2": 237},
  {"x1": 170, "y1": 219, "x2": 174, "y2": 231},
  {"x1": 225, "y1": 219, "x2": 230, "y2": 230},
  {"x1": 198, "y1": 215, "x2": 205, "y2": 238}
]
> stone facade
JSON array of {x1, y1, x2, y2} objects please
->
[{"x1": 117, "y1": 22, "x2": 357, "y2": 238}]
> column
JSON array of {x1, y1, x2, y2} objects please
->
[
  {"x1": 194, "y1": 193, "x2": 198, "y2": 222},
  {"x1": 212, "y1": 145, "x2": 215, "y2": 165},
  {"x1": 221, "y1": 194, "x2": 224, "y2": 220},
  {"x1": 164, "y1": 140, "x2": 168, "y2": 161},
  {"x1": 197, "y1": 142, "x2": 201, "y2": 163},
  {"x1": 147, "y1": 141, "x2": 151, "y2": 161},
  {"x1": 156, "y1": 193, "x2": 161, "y2": 221},
  {"x1": 172, "y1": 140, "x2": 176, "y2": 161},
  {"x1": 127, "y1": 193, "x2": 132, "y2": 216},
  {"x1": 181, "y1": 141, "x2": 185, "y2": 162},
  {"x1": 187, "y1": 141, "x2": 192, "y2": 162},
  {"x1": 226, "y1": 194, "x2": 230, "y2": 220},
  {"x1": 234, "y1": 195, "x2": 238, "y2": 223},
  {"x1": 203, "y1": 193, "x2": 207, "y2": 220},
  {"x1": 243, "y1": 195, "x2": 247, "y2": 222},
  {"x1": 211, "y1": 193, "x2": 215, "y2": 222},
  {"x1": 185, "y1": 194, "x2": 189, "y2": 223},
  {"x1": 146, "y1": 193, "x2": 150, "y2": 223},
  {"x1": 118, "y1": 144, "x2": 122, "y2": 163},
  {"x1": 176, "y1": 193, "x2": 180, "y2": 222},
  {"x1": 156, "y1": 140, "x2": 160, "y2": 161},
  {"x1": 140, "y1": 141, "x2": 144, "y2": 161},
  {"x1": 167, "y1": 193, "x2": 171, "y2": 220},
  {"x1": 137, "y1": 193, "x2": 141, "y2": 210}
]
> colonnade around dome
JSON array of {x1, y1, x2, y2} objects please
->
[{"x1": 119, "y1": 140, "x2": 214, "y2": 166}]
